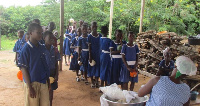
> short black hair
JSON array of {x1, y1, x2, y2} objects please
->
[
  {"x1": 128, "y1": 31, "x2": 134, "y2": 36},
  {"x1": 116, "y1": 29, "x2": 122, "y2": 34},
  {"x1": 91, "y1": 21, "x2": 97, "y2": 25},
  {"x1": 81, "y1": 23, "x2": 88, "y2": 28},
  {"x1": 101, "y1": 26, "x2": 108, "y2": 35},
  {"x1": 43, "y1": 31, "x2": 53, "y2": 39},
  {"x1": 27, "y1": 23, "x2": 42, "y2": 34},
  {"x1": 18, "y1": 29, "x2": 24, "y2": 35},
  {"x1": 32, "y1": 19, "x2": 40, "y2": 25}
]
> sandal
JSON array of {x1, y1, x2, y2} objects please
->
[
  {"x1": 91, "y1": 84, "x2": 95, "y2": 88},
  {"x1": 76, "y1": 77, "x2": 80, "y2": 82},
  {"x1": 81, "y1": 76, "x2": 85, "y2": 81},
  {"x1": 85, "y1": 81, "x2": 89, "y2": 85}
]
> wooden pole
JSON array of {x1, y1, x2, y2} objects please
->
[
  {"x1": 108, "y1": 0, "x2": 114, "y2": 39},
  {"x1": 59, "y1": 0, "x2": 64, "y2": 71},
  {"x1": 139, "y1": 0, "x2": 145, "y2": 33}
]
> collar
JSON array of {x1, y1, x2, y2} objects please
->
[
  {"x1": 126, "y1": 43, "x2": 135, "y2": 47},
  {"x1": 90, "y1": 33, "x2": 100, "y2": 38},
  {"x1": 81, "y1": 35, "x2": 88, "y2": 38}
]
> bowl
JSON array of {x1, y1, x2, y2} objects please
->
[
  {"x1": 190, "y1": 91, "x2": 199, "y2": 101},
  {"x1": 100, "y1": 94, "x2": 149, "y2": 106}
]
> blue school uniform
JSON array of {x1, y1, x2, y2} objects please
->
[
  {"x1": 18, "y1": 41, "x2": 50, "y2": 84},
  {"x1": 69, "y1": 37, "x2": 80, "y2": 70},
  {"x1": 77, "y1": 36, "x2": 89, "y2": 72},
  {"x1": 44, "y1": 45, "x2": 61, "y2": 90},
  {"x1": 119, "y1": 44, "x2": 140, "y2": 83},
  {"x1": 87, "y1": 33, "x2": 102, "y2": 77},
  {"x1": 13, "y1": 39, "x2": 26, "y2": 66},
  {"x1": 100, "y1": 37, "x2": 113, "y2": 82},
  {"x1": 110, "y1": 41, "x2": 126, "y2": 85},
  {"x1": 22, "y1": 33, "x2": 27, "y2": 43},
  {"x1": 63, "y1": 36, "x2": 72, "y2": 55},
  {"x1": 159, "y1": 60, "x2": 175, "y2": 76}
]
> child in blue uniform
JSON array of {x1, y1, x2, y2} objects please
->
[
  {"x1": 88, "y1": 22, "x2": 101, "y2": 88},
  {"x1": 63, "y1": 34, "x2": 72, "y2": 66},
  {"x1": 120, "y1": 31, "x2": 139, "y2": 91},
  {"x1": 13, "y1": 30, "x2": 25, "y2": 67},
  {"x1": 156, "y1": 47, "x2": 175, "y2": 76},
  {"x1": 110, "y1": 29, "x2": 126, "y2": 85},
  {"x1": 70, "y1": 28, "x2": 83, "y2": 82},
  {"x1": 19, "y1": 23, "x2": 50, "y2": 105},
  {"x1": 100, "y1": 26, "x2": 113, "y2": 87},
  {"x1": 78, "y1": 23, "x2": 89, "y2": 85},
  {"x1": 43, "y1": 31, "x2": 61, "y2": 106}
]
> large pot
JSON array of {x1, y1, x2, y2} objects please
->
[{"x1": 100, "y1": 94, "x2": 149, "y2": 106}]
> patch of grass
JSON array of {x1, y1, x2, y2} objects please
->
[{"x1": 0, "y1": 35, "x2": 17, "y2": 51}]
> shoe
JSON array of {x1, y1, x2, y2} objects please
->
[
  {"x1": 85, "y1": 81, "x2": 89, "y2": 85},
  {"x1": 91, "y1": 84, "x2": 95, "y2": 88},
  {"x1": 81, "y1": 76, "x2": 85, "y2": 81},
  {"x1": 76, "y1": 77, "x2": 80, "y2": 82}
]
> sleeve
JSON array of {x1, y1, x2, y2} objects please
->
[
  {"x1": 18, "y1": 47, "x2": 29, "y2": 68},
  {"x1": 135, "y1": 45, "x2": 140, "y2": 54},
  {"x1": 120, "y1": 44, "x2": 126, "y2": 55},
  {"x1": 77, "y1": 38, "x2": 82, "y2": 47},
  {"x1": 109, "y1": 40, "x2": 114, "y2": 49},
  {"x1": 13, "y1": 42, "x2": 17, "y2": 52},
  {"x1": 159, "y1": 60, "x2": 165, "y2": 67},
  {"x1": 88, "y1": 35, "x2": 91, "y2": 44}
]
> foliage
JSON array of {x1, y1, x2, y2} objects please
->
[
  {"x1": 0, "y1": 0, "x2": 200, "y2": 39},
  {"x1": 0, "y1": 35, "x2": 16, "y2": 50}
]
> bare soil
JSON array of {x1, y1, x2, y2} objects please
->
[{"x1": 0, "y1": 50, "x2": 150, "y2": 106}]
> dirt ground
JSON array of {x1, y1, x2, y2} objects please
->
[{"x1": 0, "y1": 50, "x2": 150, "y2": 106}]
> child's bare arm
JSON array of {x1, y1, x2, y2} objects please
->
[
  {"x1": 88, "y1": 43, "x2": 92, "y2": 62},
  {"x1": 14, "y1": 52, "x2": 17, "y2": 62},
  {"x1": 21, "y1": 67, "x2": 36, "y2": 98},
  {"x1": 122, "y1": 55, "x2": 132, "y2": 72},
  {"x1": 77, "y1": 47, "x2": 81, "y2": 61},
  {"x1": 110, "y1": 48, "x2": 120, "y2": 55},
  {"x1": 134, "y1": 54, "x2": 139, "y2": 71},
  {"x1": 55, "y1": 62, "x2": 59, "y2": 82}
]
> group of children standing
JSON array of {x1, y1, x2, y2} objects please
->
[
  {"x1": 63, "y1": 20, "x2": 140, "y2": 91},
  {"x1": 13, "y1": 19, "x2": 61, "y2": 106}
]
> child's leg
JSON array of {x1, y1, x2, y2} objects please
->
[
  {"x1": 64, "y1": 55, "x2": 67, "y2": 64},
  {"x1": 40, "y1": 82, "x2": 50, "y2": 106},
  {"x1": 84, "y1": 70, "x2": 88, "y2": 85},
  {"x1": 49, "y1": 89, "x2": 53, "y2": 106},
  {"x1": 130, "y1": 82, "x2": 135, "y2": 91},
  {"x1": 67, "y1": 55, "x2": 70, "y2": 64},
  {"x1": 122, "y1": 82, "x2": 128, "y2": 90},
  {"x1": 76, "y1": 70, "x2": 79, "y2": 76},
  {"x1": 101, "y1": 80, "x2": 104, "y2": 87},
  {"x1": 105, "y1": 81, "x2": 108, "y2": 86},
  {"x1": 95, "y1": 77, "x2": 99, "y2": 86},
  {"x1": 91, "y1": 77, "x2": 94, "y2": 84},
  {"x1": 121, "y1": 83, "x2": 123, "y2": 90},
  {"x1": 76, "y1": 70, "x2": 80, "y2": 82}
]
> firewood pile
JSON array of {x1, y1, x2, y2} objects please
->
[{"x1": 136, "y1": 30, "x2": 200, "y2": 75}]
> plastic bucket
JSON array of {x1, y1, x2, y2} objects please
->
[{"x1": 190, "y1": 91, "x2": 199, "y2": 101}]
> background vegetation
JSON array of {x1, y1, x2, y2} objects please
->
[{"x1": 0, "y1": 0, "x2": 200, "y2": 38}]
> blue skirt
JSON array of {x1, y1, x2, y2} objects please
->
[
  {"x1": 119, "y1": 64, "x2": 138, "y2": 83},
  {"x1": 100, "y1": 53, "x2": 111, "y2": 82},
  {"x1": 110, "y1": 58, "x2": 123, "y2": 85},
  {"x1": 80, "y1": 51, "x2": 89, "y2": 72},
  {"x1": 88, "y1": 51, "x2": 100, "y2": 77},
  {"x1": 69, "y1": 52, "x2": 80, "y2": 70}
]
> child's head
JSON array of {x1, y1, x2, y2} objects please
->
[
  {"x1": 77, "y1": 27, "x2": 82, "y2": 37},
  {"x1": 81, "y1": 23, "x2": 88, "y2": 36},
  {"x1": 43, "y1": 31, "x2": 54, "y2": 46},
  {"x1": 32, "y1": 19, "x2": 40, "y2": 25},
  {"x1": 28, "y1": 23, "x2": 43, "y2": 41},
  {"x1": 91, "y1": 21, "x2": 97, "y2": 33},
  {"x1": 17, "y1": 30, "x2": 24, "y2": 39},
  {"x1": 115, "y1": 29, "x2": 123, "y2": 41},
  {"x1": 88, "y1": 26, "x2": 91, "y2": 34},
  {"x1": 79, "y1": 20, "x2": 84, "y2": 27},
  {"x1": 48, "y1": 22, "x2": 56, "y2": 32},
  {"x1": 128, "y1": 31, "x2": 135, "y2": 43},
  {"x1": 163, "y1": 47, "x2": 171, "y2": 62},
  {"x1": 25, "y1": 33, "x2": 30, "y2": 42},
  {"x1": 42, "y1": 26, "x2": 47, "y2": 32},
  {"x1": 101, "y1": 26, "x2": 108, "y2": 36}
]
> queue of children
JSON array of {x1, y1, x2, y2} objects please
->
[
  {"x1": 63, "y1": 20, "x2": 140, "y2": 91},
  {"x1": 13, "y1": 18, "x2": 140, "y2": 106}
]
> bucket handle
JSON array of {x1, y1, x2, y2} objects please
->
[{"x1": 191, "y1": 83, "x2": 200, "y2": 91}]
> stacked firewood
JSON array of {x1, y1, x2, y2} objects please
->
[{"x1": 136, "y1": 30, "x2": 200, "y2": 75}]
